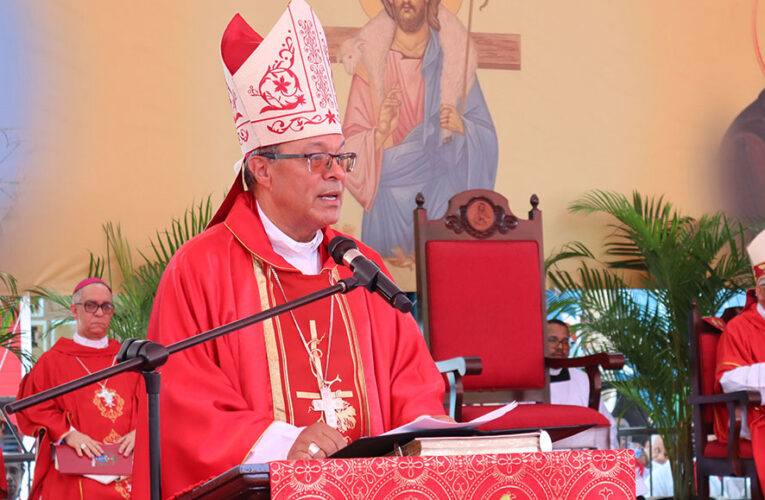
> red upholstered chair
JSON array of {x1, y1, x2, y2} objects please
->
[
  {"x1": 413, "y1": 190, "x2": 624, "y2": 442},
  {"x1": 688, "y1": 302, "x2": 762, "y2": 499}
]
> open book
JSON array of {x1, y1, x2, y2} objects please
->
[{"x1": 382, "y1": 401, "x2": 518, "y2": 436}]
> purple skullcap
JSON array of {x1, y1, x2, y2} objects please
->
[{"x1": 72, "y1": 278, "x2": 111, "y2": 295}]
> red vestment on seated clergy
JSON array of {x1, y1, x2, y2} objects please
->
[
  {"x1": 131, "y1": 193, "x2": 445, "y2": 499},
  {"x1": 16, "y1": 338, "x2": 140, "y2": 499},
  {"x1": 715, "y1": 300, "x2": 765, "y2": 489}
]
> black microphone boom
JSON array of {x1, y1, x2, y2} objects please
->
[{"x1": 328, "y1": 236, "x2": 413, "y2": 313}]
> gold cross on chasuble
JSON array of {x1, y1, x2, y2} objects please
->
[
  {"x1": 295, "y1": 386, "x2": 352, "y2": 429},
  {"x1": 296, "y1": 320, "x2": 353, "y2": 429}
]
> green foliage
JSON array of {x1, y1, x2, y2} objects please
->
[
  {"x1": 34, "y1": 196, "x2": 213, "y2": 341},
  {"x1": 0, "y1": 271, "x2": 19, "y2": 327},
  {"x1": 106, "y1": 196, "x2": 213, "y2": 340},
  {"x1": 546, "y1": 190, "x2": 752, "y2": 500},
  {"x1": 0, "y1": 271, "x2": 35, "y2": 367}
]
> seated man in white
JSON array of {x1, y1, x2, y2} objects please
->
[
  {"x1": 546, "y1": 319, "x2": 617, "y2": 450},
  {"x1": 644, "y1": 434, "x2": 673, "y2": 497}
]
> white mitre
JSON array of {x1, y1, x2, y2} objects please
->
[
  {"x1": 211, "y1": 0, "x2": 342, "y2": 226},
  {"x1": 747, "y1": 229, "x2": 765, "y2": 285}
]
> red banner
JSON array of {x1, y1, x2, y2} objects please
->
[{"x1": 270, "y1": 450, "x2": 635, "y2": 499}]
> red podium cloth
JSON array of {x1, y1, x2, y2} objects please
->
[{"x1": 270, "y1": 450, "x2": 635, "y2": 499}]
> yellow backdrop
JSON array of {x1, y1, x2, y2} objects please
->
[{"x1": 1, "y1": 0, "x2": 763, "y2": 292}]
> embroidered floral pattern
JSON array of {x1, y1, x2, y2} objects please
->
[
  {"x1": 267, "y1": 110, "x2": 337, "y2": 135},
  {"x1": 270, "y1": 450, "x2": 636, "y2": 499},
  {"x1": 298, "y1": 19, "x2": 336, "y2": 111},
  {"x1": 237, "y1": 128, "x2": 249, "y2": 145},
  {"x1": 114, "y1": 477, "x2": 132, "y2": 499},
  {"x1": 249, "y1": 33, "x2": 305, "y2": 113},
  {"x1": 103, "y1": 428, "x2": 122, "y2": 444},
  {"x1": 227, "y1": 85, "x2": 243, "y2": 121}
]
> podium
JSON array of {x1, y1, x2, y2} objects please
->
[
  {"x1": 177, "y1": 464, "x2": 270, "y2": 500},
  {"x1": 179, "y1": 450, "x2": 635, "y2": 499}
]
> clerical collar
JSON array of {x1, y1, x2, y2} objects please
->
[
  {"x1": 257, "y1": 202, "x2": 322, "y2": 275},
  {"x1": 549, "y1": 367, "x2": 571, "y2": 383},
  {"x1": 73, "y1": 333, "x2": 109, "y2": 349}
]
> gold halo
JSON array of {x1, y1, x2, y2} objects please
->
[{"x1": 360, "y1": 0, "x2": 463, "y2": 18}]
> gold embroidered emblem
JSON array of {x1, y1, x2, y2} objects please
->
[
  {"x1": 114, "y1": 477, "x2": 132, "y2": 499},
  {"x1": 103, "y1": 429, "x2": 121, "y2": 444},
  {"x1": 335, "y1": 401, "x2": 357, "y2": 433},
  {"x1": 93, "y1": 387, "x2": 125, "y2": 423},
  {"x1": 755, "y1": 262, "x2": 765, "y2": 279}
]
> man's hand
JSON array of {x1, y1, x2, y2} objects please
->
[
  {"x1": 375, "y1": 88, "x2": 402, "y2": 149},
  {"x1": 63, "y1": 430, "x2": 104, "y2": 459},
  {"x1": 116, "y1": 429, "x2": 136, "y2": 457},
  {"x1": 439, "y1": 104, "x2": 465, "y2": 135},
  {"x1": 287, "y1": 422, "x2": 347, "y2": 460},
  {"x1": 430, "y1": 414, "x2": 456, "y2": 423}
]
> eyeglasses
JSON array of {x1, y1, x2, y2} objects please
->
[
  {"x1": 74, "y1": 301, "x2": 115, "y2": 315},
  {"x1": 545, "y1": 337, "x2": 571, "y2": 347},
  {"x1": 258, "y1": 152, "x2": 357, "y2": 173}
]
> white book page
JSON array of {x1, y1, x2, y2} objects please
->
[{"x1": 382, "y1": 401, "x2": 518, "y2": 436}]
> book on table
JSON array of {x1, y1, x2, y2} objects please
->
[
  {"x1": 330, "y1": 401, "x2": 595, "y2": 458},
  {"x1": 393, "y1": 430, "x2": 552, "y2": 457}
]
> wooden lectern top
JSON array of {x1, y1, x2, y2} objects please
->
[{"x1": 176, "y1": 463, "x2": 270, "y2": 500}]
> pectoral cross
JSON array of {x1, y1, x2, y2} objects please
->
[
  {"x1": 314, "y1": 387, "x2": 344, "y2": 428},
  {"x1": 296, "y1": 386, "x2": 353, "y2": 428},
  {"x1": 295, "y1": 320, "x2": 353, "y2": 428},
  {"x1": 97, "y1": 386, "x2": 116, "y2": 408}
]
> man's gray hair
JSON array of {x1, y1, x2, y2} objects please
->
[
  {"x1": 71, "y1": 282, "x2": 112, "y2": 306},
  {"x1": 243, "y1": 144, "x2": 280, "y2": 191}
]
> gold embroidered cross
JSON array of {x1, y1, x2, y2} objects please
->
[
  {"x1": 296, "y1": 386, "x2": 352, "y2": 429},
  {"x1": 296, "y1": 320, "x2": 353, "y2": 429}
]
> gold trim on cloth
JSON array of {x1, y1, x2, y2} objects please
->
[
  {"x1": 333, "y1": 267, "x2": 371, "y2": 436},
  {"x1": 253, "y1": 258, "x2": 287, "y2": 422},
  {"x1": 266, "y1": 267, "x2": 296, "y2": 423},
  {"x1": 719, "y1": 362, "x2": 743, "y2": 368}
]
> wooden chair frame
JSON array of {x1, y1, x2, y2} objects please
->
[
  {"x1": 415, "y1": 190, "x2": 624, "y2": 421},
  {"x1": 688, "y1": 302, "x2": 762, "y2": 499}
]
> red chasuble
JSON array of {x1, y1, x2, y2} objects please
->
[
  {"x1": 131, "y1": 193, "x2": 445, "y2": 499},
  {"x1": 714, "y1": 295, "x2": 765, "y2": 488},
  {"x1": 16, "y1": 338, "x2": 140, "y2": 500}
]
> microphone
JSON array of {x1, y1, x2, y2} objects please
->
[{"x1": 328, "y1": 236, "x2": 413, "y2": 313}]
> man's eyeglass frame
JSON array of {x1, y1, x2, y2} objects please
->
[
  {"x1": 73, "y1": 301, "x2": 115, "y2": 315},
  {"x1": 545, "y1": 337, "x2": 572, "y2": 348},
  {"x1": 257, "y1": 152, "x2": 357, "y2": 173}
]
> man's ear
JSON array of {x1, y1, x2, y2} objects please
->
[
  {"x1": 70, "y1": 303, "x2": 79, "y2": 321},
  {"x1": 248, "y1": 155, "x2": 273, "y2": 189}
]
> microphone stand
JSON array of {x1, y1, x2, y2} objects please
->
[{"x1": 5, "y1": 275, "x2": 363, "y2": 500}]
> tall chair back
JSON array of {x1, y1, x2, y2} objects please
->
[{"x1": 414, "y1": 190, "x2": 547, "y2": 405}]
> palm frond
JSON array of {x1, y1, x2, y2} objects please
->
[
  {"x1": 548, "y1": 190, "x2": 751, "y2": 498},
  {"x1": 0, "y1": 271, "x2": 18, "y2": 296},
  {"x1": 96, "y1": 195, "x2": 213, "y2": 340}
]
